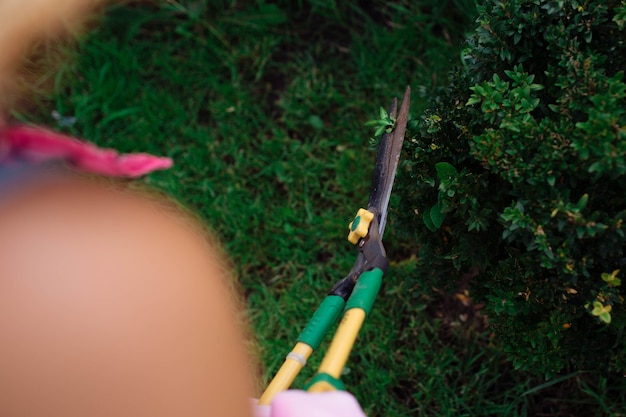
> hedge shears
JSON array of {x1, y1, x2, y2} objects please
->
[{"x1": 258, "y1": 86, "x2": 411, "y2": 404}]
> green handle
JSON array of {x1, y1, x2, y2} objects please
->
[
  {"x1": 305, "y1": 372, "x2": 346, "y2": 391},
  {"x1": 345, "y1": 268, "x2": 384, "y2": 316},
  {"x1": 297, "y1": 295, "x2": 345, "y2": 350}
]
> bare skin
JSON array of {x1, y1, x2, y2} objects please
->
[
  {"x1": 0, "y1": 3, "x2": 254, "y2": 414},
  {"x1": 0, "y1": 176, "x2": 254, "y2": 417}
]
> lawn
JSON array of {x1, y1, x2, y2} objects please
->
[{"x1": 19, "y1": 1, "x2": 626, "y2": 415}]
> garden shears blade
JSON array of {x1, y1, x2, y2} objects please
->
[
  {"x1": 367, "y1": 85, "x2": 411, "y2": 238},
  {"x1": 258, "y1": 86, "x2": 410, "y2": 404}
]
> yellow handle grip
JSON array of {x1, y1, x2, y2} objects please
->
[
  {"x1": 307, "y1": 309, "x2": 366, "y2": 392},
  {"x1": 258, "y1": 342, "x2": 313, "y2": 405}
]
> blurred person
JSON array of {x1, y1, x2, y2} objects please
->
[
  {"x1": 0, "y1": 1, "x2": 255, "y2": 416},
  {"x1": 0, "y1": 1, "x2": 368, "y2": 416}
]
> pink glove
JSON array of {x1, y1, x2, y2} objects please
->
[{"x1": 252, "y1": 391, "x2": 367, "y2": 417}]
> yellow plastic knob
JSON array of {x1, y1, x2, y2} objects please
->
[{"x1": 347, "y1": 209, "x2": 374, "y2": 244}]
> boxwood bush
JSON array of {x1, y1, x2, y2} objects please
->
[{"x1": 397, "y1": 0, "x2": 626, "y2": 377}]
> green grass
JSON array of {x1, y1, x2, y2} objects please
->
[{"x1": 17, "y1": 1, "x2": 626, "y2": 415}]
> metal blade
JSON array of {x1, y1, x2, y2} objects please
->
[{"x1": 366, "y1": 85, "x2": 410, "y2": 237}]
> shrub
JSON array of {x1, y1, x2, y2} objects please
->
[{"x1": 397, "y1": 0, "x2": 626, "y2": 378}]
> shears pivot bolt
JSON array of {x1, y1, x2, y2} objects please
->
[{"x1": 347, "y1": 208, "x2": 374, "y2": 244}]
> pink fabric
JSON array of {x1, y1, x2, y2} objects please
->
[
  {"x1": 251, "y1": 391, "x2": 367, "y2": 417},
  {"x1": 251, "y1": 399, "x2": 270, "y2": 417},
  {"x1": 0, "y1": 125, "x2": 172, "y2": 177}
]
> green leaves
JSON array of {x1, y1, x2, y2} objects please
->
[
  {"x1": 364, "y1": 107, "x2": 396, "y2": 137},
  {"x1": 435, "y1": 161, "x2": 458, "y2": 180},
  {"x1": 587, "y1": 270, "x2": 623, "y2": 324},
  {"x1": 575, "y1": 194, "x2": 589, "y2": 211},
  {"x1": 467, "y1": 65, "x2": 543, "y2": 131},
  {"x1": 422, "y1": 162, "x2": 459, "y2": 231},
  {"x1": 591, "y1": 301, "x2": 612, "y2": 324},
  {"x1": 424, "y1": 203, "x2": 445, "y2": 231},
  {"x1": 571, "y1": 72, "x2": 626, "y2": 177},
  {"x1": 601, "y1": 270, "x2": 621, "y2": 287},
  {"x1": 397, "y1": 0, "x2": 626, "y2": 377},
  {"x1": 422, "y1": 207, "x2": 437, "y2": 231},
  {"x1": 614, "y1": 1, "x2": 626, "y2": 30}
]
